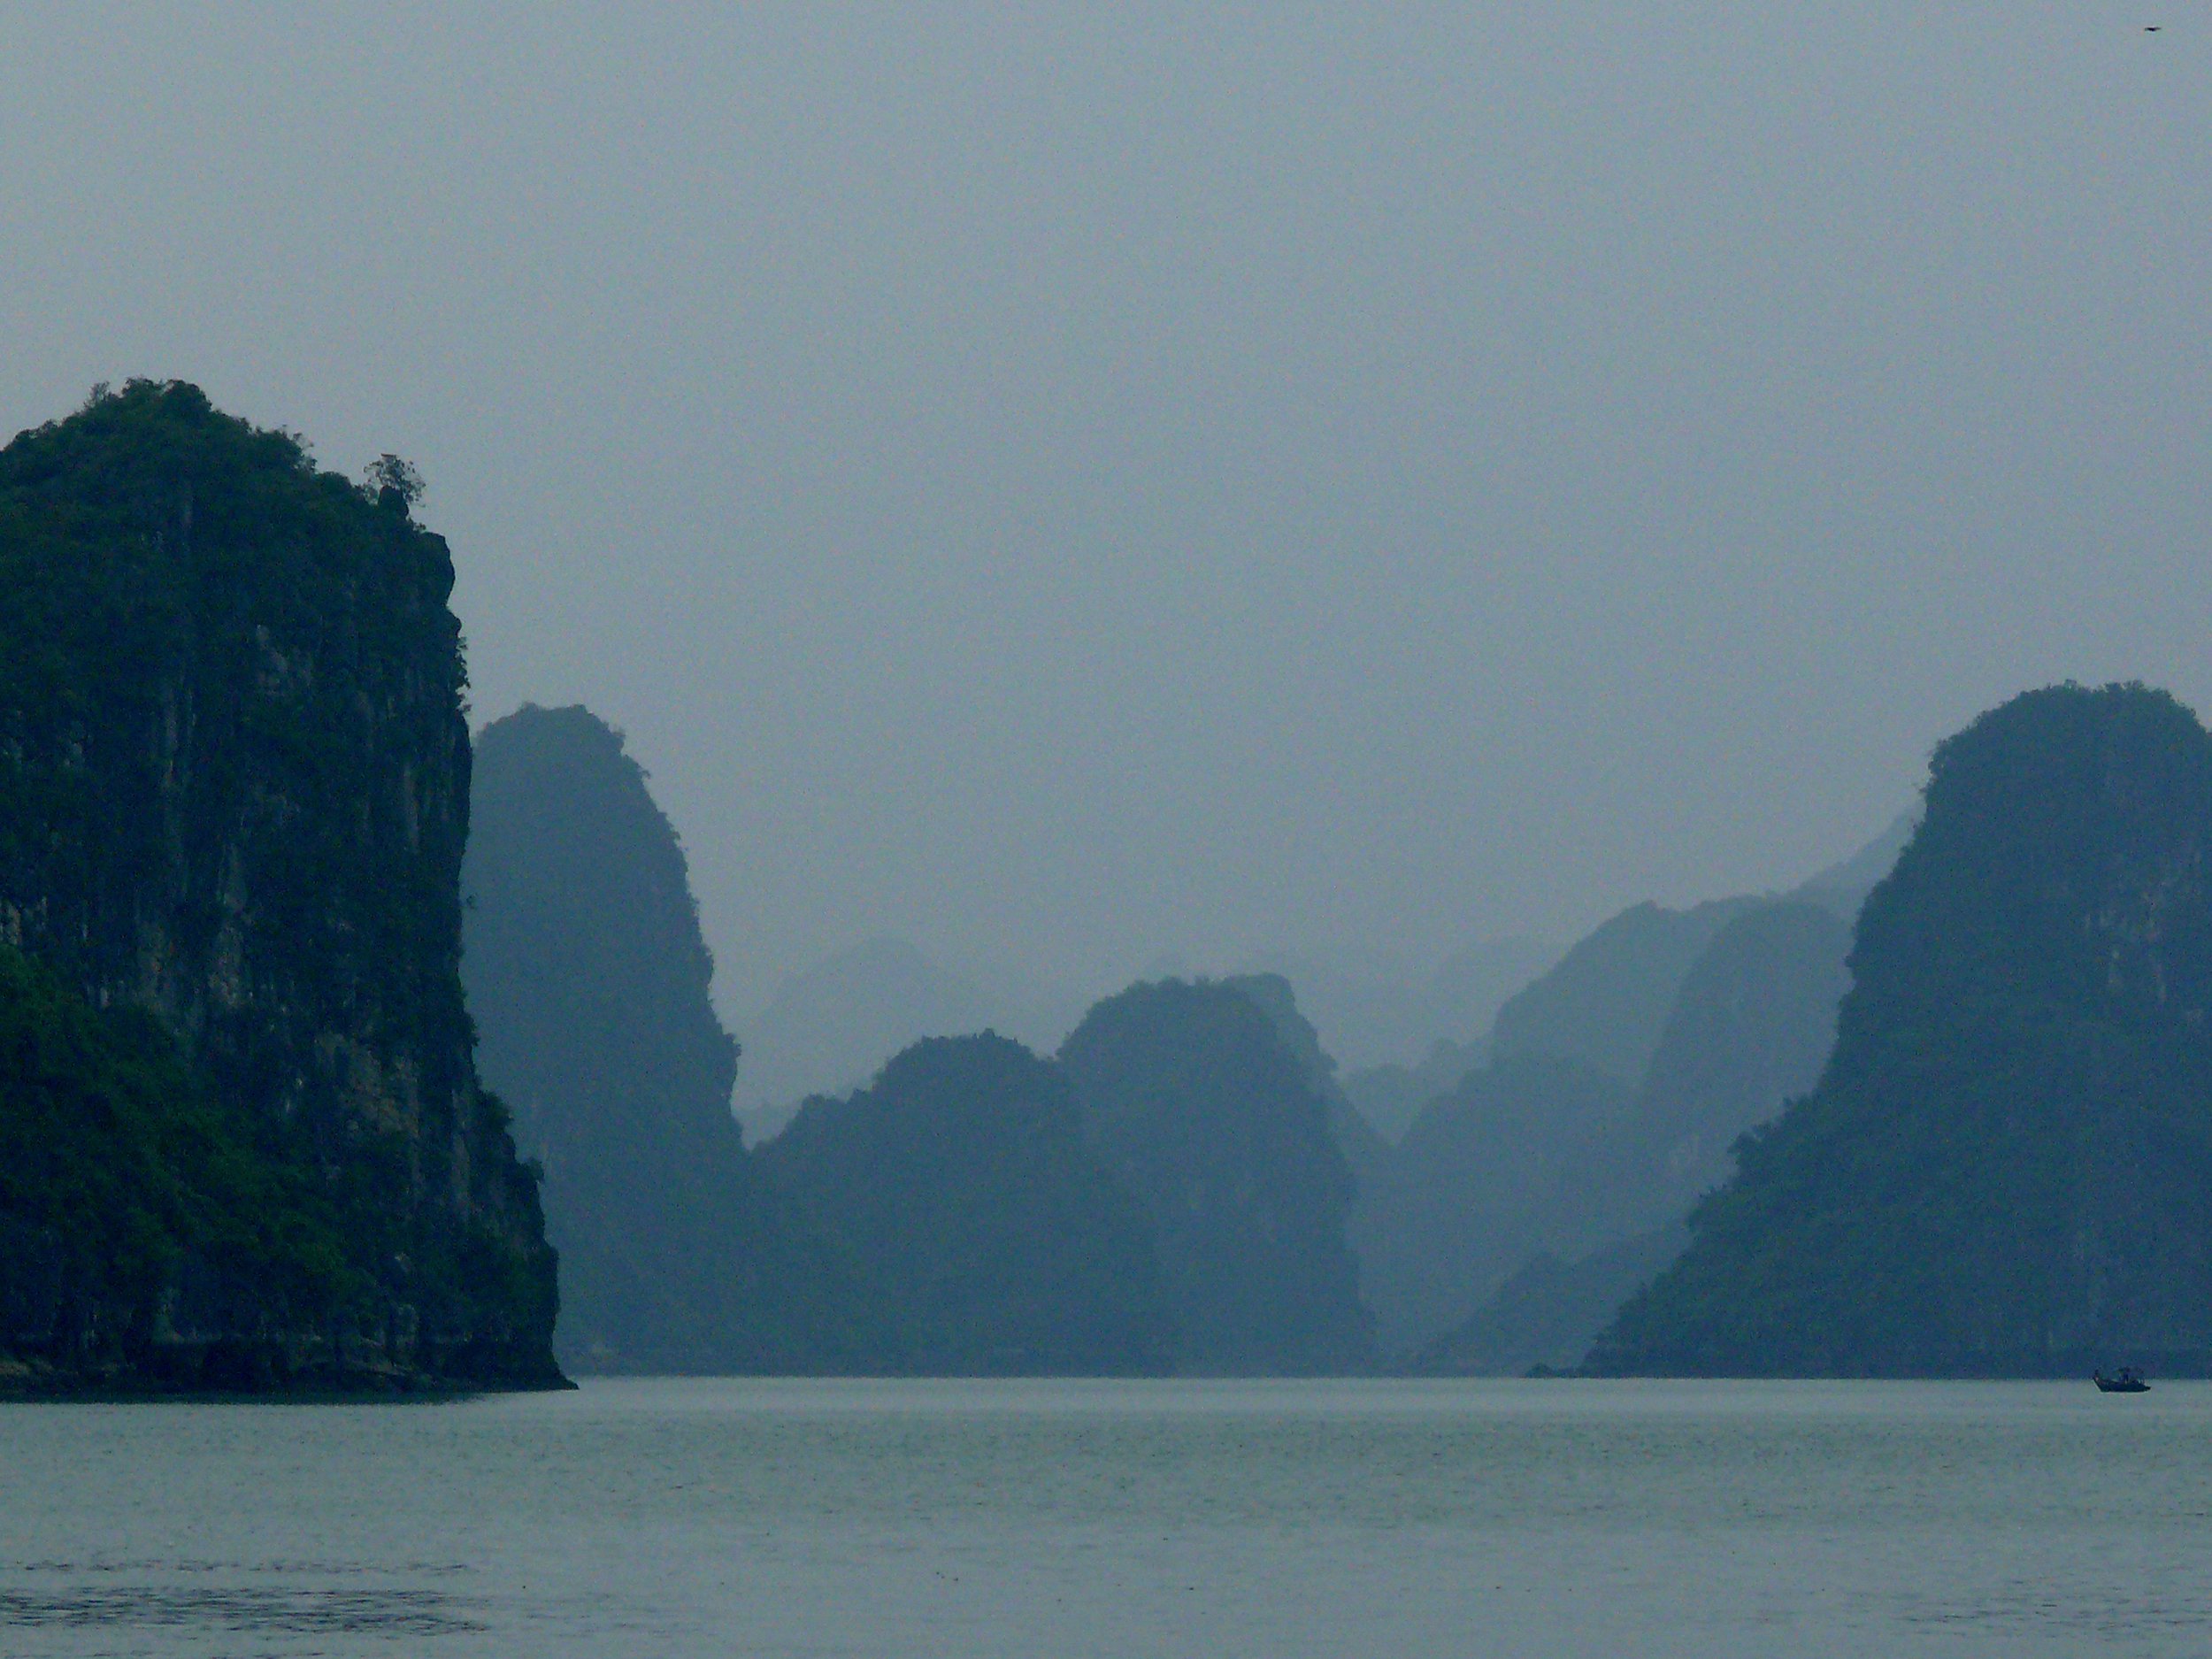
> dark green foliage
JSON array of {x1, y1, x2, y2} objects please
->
[
  {"x1": 0, "y1": 381, "x2": 559, "y2": 1390},
  {"x1": 1058, "y1": 979, "x2": 1375, "y2": 1374},
  {"x1": 1589, "y1": 684, "x2": 2212, "y2": 1377},
  {"x1": 761, "y1": 1034, "x2": 1171, "y2": 1374},
  {"x1": 0, "y1": 940, "x2": 349, "y2": 1348},
  {"x1": 1488, "y1": 897, "x2": 1764, "y2": 1087},
  {"x1": 465, "y1": 703, "x2": 873, "y2": 1372},
  {"x1": 0, "y1": 383, "x2": 465, "y2": 1026}
]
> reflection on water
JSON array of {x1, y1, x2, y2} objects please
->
[
  {"x1": 1903, "y1": 1584, "x2": 2212, "y2": 1640},
  {"x1": 0, "y1": 1583, "x2": 483, "y2": 1637},
  {"x1": 0, "y1": 1558, "x2": 487, "y2": 1647},
  {"x1": 4, "y1": 1378, "x2": 2211, "y2": 1658}
]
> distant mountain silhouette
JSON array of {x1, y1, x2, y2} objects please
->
[
  {"x1": 1591, "y1": 684, "x2": 2212, "y2": 1377},
  {"x1": 1411, "y1": 901, "x2": 1851, "y2": 1372},
  {"x1": 1240, "y1": 938, "x2": 1556, "y2": 1073},
  {"x1": 1554, "y1": 901, "x2": 1853, "y2": 1242},
  {"x1": 1411, "y1": 1222, "x2": 1689, "y2": 1378},
  {"x1": 1793, "y1": 808, "x2": 1918, "y2": 921},
  {"x1": 465, "y1": 704, "x2": 872, "y2": 1372},
  {"x1": 1340, "y1": 1039, "x2": 1484, "y2": 1144},
  {"x1": 1489, "y1": 898, "x2": 1766, "y2": 1088},
  {"x1": 1350, "y1": 1051, "x2": 1631, "y2": 1356},
  {"x1": 737, "y1": 938, "x2": 993, "y2": 1141},
  {"x1": 1223, "y1": 973, "x2": 1392, "y2": 1208},
  {"x1": 1059, "y1": 979, "x2": 1375, "y2": 1374},
  {"x1": 759, "y1": 1034, "x2": 1171, "y2": 1375}
]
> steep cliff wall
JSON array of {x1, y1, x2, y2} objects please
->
[{"x1": 0, "y1": 381, "x2": 559, "y2": 1392}]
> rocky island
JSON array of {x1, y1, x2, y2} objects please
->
[
  {"x1": 1588, "y1": 684, "x2": 2212, "y2": 1377},
  {"x1": 0, "y1": 381, "x2": 563, "y2": 1394}
]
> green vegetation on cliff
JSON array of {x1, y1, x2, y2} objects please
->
[
  {"x1": 0, "y1": 940, "x2": 351, "y2": 1378},
  {"x1": 0, "y1": 381, "x2": 559, "y2": 1391},
  {"x1": 1589, "y1": 684, "x2": 2212, "y2": 1377}
]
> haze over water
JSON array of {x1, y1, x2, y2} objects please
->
[{"x1": 5, "y1": 1378, "x2": 2208, "y2": 1658}]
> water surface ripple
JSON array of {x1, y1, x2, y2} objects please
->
[{"x1": 4, "y1": 1377, "x2": 2207, "y2": 1656}]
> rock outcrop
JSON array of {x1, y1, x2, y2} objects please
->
[
  {"x1": 1058, "y1": 979, "x2": 1375, "y2": 1374},
  {"x1": 0, "y1": 381, "x2": 560, "y2": 1392},
  {"x1": 1589, "y1": 683, "x2": 2212, "y2": 1376},
  {"x1": 465, "y1": 703, "x2": 877, "y2": 1372},
  {"x1": 761, "y1": 1033, "x2": 1171, "y2": 1374}
]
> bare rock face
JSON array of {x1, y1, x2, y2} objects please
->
[{"x1": 0, "y1": 380, "x2": 560, "y2": 1393}]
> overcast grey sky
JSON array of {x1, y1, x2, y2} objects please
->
[{"x1": 6, "y1": 4, "x2": 2208, "y2": 1020}]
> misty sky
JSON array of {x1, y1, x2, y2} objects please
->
[{"x1": 6, "y1": 4, "x2": 2208, "y2": 1024}]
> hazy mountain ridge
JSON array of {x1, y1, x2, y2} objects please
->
[
  {"x1": 1340, "y1": 1039, "x2": 1486, "y2": 1144},
  {"x1": 1353, "y1": 829, "x2": 1890, "y2": 1369},
  {"x1": 1411, "y1": 1222, "x2": 1691, "y2": 1378},
  {"x1": 1351, "y1": 1051, "x2": 1633, "y2": 1356},
  {"x1": 1060, "y1": 979, "x2": 1375, "y2": 1375},
  {"x1": 457, "y1": 691, "x2": 1909, "y2": 1377},
  {"x1": 1549, "y1": 902, "x2": 1854, "y2": 1244},
  {"x1": 1488, "y1": 898, "x2": 1768, "y2": 1087},
  {"x1": 1223, "y1": 972, "x2": 1394, "y2": 1209},
  {"x1": 6, "y1": 396, "x2": 2196, "y2": 1394},
  {"x1": 1239, "y1": 939, "x2": 1557, "y2": 1076},
  {"x1": 462, "y1": 708, "x2": 1379, "y2": 1375},
  {"x1": 759, "y1": 1034, "x2": 1171, "y2": 1375},
  {"x1": 736, "y1": 939, "x2": 998, "y2": 1141},
  {"x1": 735, "y1": 937, "x2": 1555, "y2": 1147}
]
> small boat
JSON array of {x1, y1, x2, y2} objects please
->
[{"x1": 2093, "y1": 1367, "x2": 2150, "y2": 1394}]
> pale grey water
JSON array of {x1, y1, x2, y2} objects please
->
[{"x1": 4, "y1": 1378, "x2": 2209, "y2": 1658}]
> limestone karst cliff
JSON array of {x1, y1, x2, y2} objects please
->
[
  {"x1": 465, "y1": 703, "x2": 879, "y2": 1372},
  {"x1": 1059, "y1": 979, "x2": 1375, "y2": 1374},
  {"x1": 1589, "y1": 684, "x2": 2212, "y2": 1376},
  {"x1": 0, "y1": 380, "x2": 560, "y2": 1392},
  {"x1": 761, "y1": 1033, "x2": 1172, "y2": 1375}
]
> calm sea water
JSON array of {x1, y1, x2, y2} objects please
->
[{"x1": 4, "y1": 1377, "x2": 2208, "y2": 1657}]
